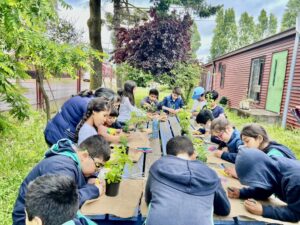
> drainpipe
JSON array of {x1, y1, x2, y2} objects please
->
[{"x1": 282, "y1": 14, "x2": 300, "y2": 128}]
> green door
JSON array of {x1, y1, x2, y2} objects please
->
[{"x1": 266, "y1": 51, "x2": 288, "y2": 113}]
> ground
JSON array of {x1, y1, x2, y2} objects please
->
[{"x1": 0, "y1": 87, "x2": 299, "y2": 225}]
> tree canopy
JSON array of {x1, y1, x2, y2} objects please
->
[{"x1": 281, "y1": 0, "x2": 300, "y2": 31}]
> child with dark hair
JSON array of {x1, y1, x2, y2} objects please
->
[
  {"x1": 13, "y1": 135, "x2": 111, "y2": 225},
  {"x1": 210, "y1": 117, "x2": 243, "y2": 163},
  {"x1": 225, "y1": 123, "x2": 296, "y2": 178},
  {"x1": 227, "y1": 149, "x2": 300, "y2": 222},
  {"x1": 205, "y1": 90, "x2": 225, "y2": 118},
  {"x1": 195, "y1": 109, "x2": 214, "y2": 134},
  {"x1": 145, "y1": 136, "x2": 230, "y2": 225},
  {"x1": 76, "y1": 98, "x2": 111, "y2": 145},
  {"x1": 117, "y1": 80, "x2": 144, "y2": 124},
  {"x1": 25, "y1": 174, "x2": 96, "y2": 225},
  {"x1": 44, "y1": 87, "x2": 118, "y2": 146},
  {"x1": 140, "y1": 89, "x2": 159, "y2": 112},
  {"x1": 159, "y1": 87, "x2": 184, "y2": 114}
]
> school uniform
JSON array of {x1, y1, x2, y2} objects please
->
[
  {"x1": 263, "y1": 141, "x2": 296, "y2": 159},
  {"x1": 63, "y1": 212, "x2": 97, "y2": 225},
  {"x1": 44, "y1": 95, "x2": 93, "y2": 145},
  {"x1": 221, "y1": 129, "x2": 243, "y2": 163},
  {"x1": 140, "y1": 96, "x2": 159, "y2": 108},
  {"x1": 158, "y1": 95, "x2": 184, "y2": 113},
  {"x1": 12, "y1": 139, "x2": 99, "y2": 225},
  {"x1": 236, "y1": 148, "x2": 300, "y2": 222},
  {"x1": 211, "y1": 105, "x2": 224, "y2": 118},
  {"x1": 145, "y1": 156, "x2": 230, "y2": 225}
]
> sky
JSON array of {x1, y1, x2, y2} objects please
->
[{"x1": 60, "y1": 0, "x2": 288, "y2": 62}]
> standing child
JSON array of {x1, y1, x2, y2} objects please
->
[
  {"x1": 227, "y1": 149, "x2": 300, "y2": 222},
  {"x1": 210, "y1": 117, "x2": 243, "y2": 163},
  {"x1": 117, "y1": 80, "x2": 144, "y2": 125},
  {"x1": 140, "y1": 89, "x2": 159, "y2": 112},
  {"x1": 145, "y1": 136, "x2": 230, "y2": 225},
  {"x1": 25, "y1": 174, "x2": 96, "y2": 225},
  {"x1": 191, "y1": 86, "x2": 206, "y2": 116},
  {"x1": 76, "y1": 98, "x2": 111, "y2": 145},
  {"x1": 159, "y1": 87, "x2": 184, "y2": 114},
  {"x1": 13, "y1": 135, "x2": 111, "y2": 225}
]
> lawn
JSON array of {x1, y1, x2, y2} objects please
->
[{"x1": 0, "y1": 87, "x2": 299, "y2": 224}]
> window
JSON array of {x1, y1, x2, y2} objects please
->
[
  {"x1": 248, "y1": 57, "x2": 265, "y2": 101},
  {"x1": 219, "y1": 63, "x2": 226, "y2": 89}
]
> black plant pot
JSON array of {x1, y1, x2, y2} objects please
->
[
  {"x1": 105, "y1": 181, "x2": 121, "y2": 197},
  {"x1": 181, "y1": 130, "x2": 187, "y2": 136}
]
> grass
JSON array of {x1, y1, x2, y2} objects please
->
[{"x1": 0, "y1": 87, "x2": 299, "y2": 225}]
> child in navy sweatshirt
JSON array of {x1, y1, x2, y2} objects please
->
[
  {"x1": 145, "y1": 136, "x2": 230, "y2": 225},
  {"x1": 228, "y1": 149, "x2": 300, "y2": 222}
]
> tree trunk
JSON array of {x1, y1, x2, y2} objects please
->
[
  {"x1": 36, "y1": 69, "x2": 51, "y2": 121},
  {"x1": 88, "y1": 0, "x2": 103, "y2": 90},
  {"x1": 113, "y1": 0, "x2": 123, "y2": 89}
]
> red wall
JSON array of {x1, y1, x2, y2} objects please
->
[{"x1": 205, "y1": 35, "x2": 300, "y2": 128}]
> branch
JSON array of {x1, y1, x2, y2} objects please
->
[{"x1": 119, "y1": 0, "x2": 149, "y2": 18}]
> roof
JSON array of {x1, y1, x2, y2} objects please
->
[{"x1": 204, "y1": 27, "x2": 296, "y2": 67}]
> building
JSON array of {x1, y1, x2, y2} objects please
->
[{"x1": 202, "y1": 28, "x2": 300, "y2": 128}]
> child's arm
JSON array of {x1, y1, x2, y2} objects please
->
[
  {"x1": 98, "y1": 125, "x2": 122, "y2": 144},
  {"x1": 262, "y1": 204, "x2": 300, "y2": 222},
  {"x1": 213, "y1": 183, "x2": 231, "y2": 216},
  {"x1": 140, "y1": 97, "x2": 150, "y2": 108},
  {"x1": 145, "y1": 174, "x2": 153, "y2": 205},
  {"x1": 239, "y1": 187, "x2": 273, "y2": 200}
]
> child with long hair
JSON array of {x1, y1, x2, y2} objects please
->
[{"x1": 76, "y1": 98, "x2": 111, "y2": 145}]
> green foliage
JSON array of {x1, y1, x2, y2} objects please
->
[
  {"x1": 191, "y1": 22, "x2": 201, "y2": 59},
  {"x1": 161, "y1": 62, "x2": 201, "y2": 104},
  {"x1": 224, "y1": 8, "x2": 238, "y2": 52},
  {"x1": 268, "y1": 13, "x2": 278, "y2": 36},
  {"x1": 116, "y1": 63, "x2": 152, "y2": 87},
  {"x1": 238, "y1": 12, "x2": 256, "y2": 48},
  {"x1": 0, "y1": 111, "x2": 47, "y2": 224},
  {"x1": 192, "y1": 138, "x2": 207, "y2": 162},
  {"x1": 219, "y1": 96, "x2": 228, "y2": 107},
  {"x1": 256, "y1": 9, "x2": 268, "y2": 39},
  {"x1": 178, "y1": 109, "x2": 191, "y2": 136},
  {"x1": 281, "y1": 0, "x2": 300, "y2": 31},
  {"x1": 105, "y1": 145, "x2": 132, "y2": 184},
  {"x1": 128, "y1": 111, "x2": 149, "y2": 128}
]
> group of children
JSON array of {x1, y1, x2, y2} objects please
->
[{"x1": 13, "y1": 82, "x2": 300, "y2": 225}]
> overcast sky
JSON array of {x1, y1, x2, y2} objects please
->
[{"x1": 61, "y1": 0, "x2": 288, "y2": 62}]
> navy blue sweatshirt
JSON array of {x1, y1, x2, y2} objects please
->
[
  {"x1": 145, "y1": 156, "x2": 230, "y2": 225},
  {"x1": 221, "y1": 129, "x2": 243, "y2": 163},
  {"x1": 12, "y1": 139, "x2": 99, "y2": 225},
  {"x1": 236, "y1": 148, "x2": 300, "y2": 222},
  {"x1": 263, "y1": 141, "x2": 296, "y2": 159}
]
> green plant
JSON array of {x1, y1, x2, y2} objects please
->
[
  {"x1": 219, "y1": 96, "x2": 229, "y2": 107},
  {"x1": 192, "y1": 138, "x2": 207, "y2": 162},
  {"x1": 105, "y1": 145, "x2": 132, "y2": 184},
  {"x1": 128, "y1": 111, "x2": 148, "y2": 129},
  {"x1": 178, "y1": 109, "x2": 191, "y2": 136}
]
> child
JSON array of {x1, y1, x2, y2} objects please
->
[
  {"x1": 25, "y1": 174, "x2": 96, "y2": 225},
  {"x1": 205, "y1": 90, "x2": 225, "y2": 118},
  {"x1": 210, "y1": 117, "x2": 243, "y2": 163},
  {"x1": 117, "y1": 80, "x2": 144, "y2": 125},
  {"x1": 98, "y1": 108, "x2": 125, "y2": 144},
  {"x1": 195, "y1": 109, "x2": 214, "y2": 134},
  {"x1": 140, "y1": 89, "x2": 159, "y2": 112},
  {"x1": 145, "y1": 136, "x2": 230, "y2": 225},
  {"x1": 225, "y1": 123, "x2": 296, "y2": 178},
  {"x1": 191, "y1": 86, "x2": 206, "y2": 116},
  {"x1": 76, "y1": 98, "x2": 111, "y2": 145},
  {"x1": 44, "y1": 87, "x2": 118, "y2": 146},
  {"x1": 227, "y1": 149, "x2": 300, "y2": 222},
  {"x1": 159, "y1": 87, "x2": 184, "y2": 114},
  {"x1": 13, "y1": 135, "x2": 111, "y2": 225}
]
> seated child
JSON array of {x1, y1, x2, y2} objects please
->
[
  {"x1": 191, "y1": 86, "x2": 206, "y2": 116},
  {"x1": 159, "y1": 87, "x2": 184, "y2": 114},
  {"x1": 205, "y1": 90, "x2": 225, "y2": 118},
  {"x1": 145, "y1": 136, "x2": 230, "y2": 225},
  {"x1": 195, "y1": 109, "x2": 214, "y2": 134},
  {"x1": 140, "y1": 89, "x2": 159, "y2": 112},
  {"x1": 225, "y1": 123, "x2": 296, "y2": 178},
  {"x1": 227, "y1": 149, "x2": 300, "y2": 222},
  {"x1": 13, "y1": 135, "x2": 110, "y2": 225},
  {"x1": 25, "y1": 174, "x2": 96, "y2": 225},
  {"x1": 210, "y1": 117, "x2": 243, "y2": 163}
]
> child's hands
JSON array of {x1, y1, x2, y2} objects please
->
[
  {"x1": 227, "y1": 187, "x2": 240, "y2": 199},
  {"x1": 94, "y1": 179, "x2": 106, "y2": 196},
  {"x1": 224, "y1": 167, "x2": 238, "y2": 179},
  {"x1": 214, "y1": 150, "x2": 224, "y2": 158},
  {"x1": 244, "y1": 199, "x2": 263, "y2": 216}
]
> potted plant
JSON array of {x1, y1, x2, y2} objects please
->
[
  {"x1": 178, "y1": 109, "x2": 191, "y2": 137},
  {"x1": 192, "y1": 138, "x2": 207, "y2": 162},
  {"x1": 104, "y1": 143, "x2": 132, "y2": 196},
  {"x1": 127, "y1": 111, "x2": 149, "y2": 132}
]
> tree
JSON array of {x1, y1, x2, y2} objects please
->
[
  {"x1": 210, "y1": 8, "x2": 227, "y2": 59},
  {"x1": 88, "y1": 0, "x2": 103, "y2": 90},
  {"x1": 238, "y1": 12, "x2": 256, "y2": 48},
  {"x1": 281, "y1": 0, "x2": 300, "y2": 31},
  {"x1": 268, "y1": 13, "x2": 278, "y2": 36},
  {"x1": 191, "y1": 22, "x2": 201, "y2": 59},
  {"x1": 224, "y1": 8, "x2": 238, "y2": 52},
  {"x1": 113, "y1": 11, "x2": 193, "y2": 76},
  {"x1": 256, "y1": 9, "x2": 268, "y2": 39}
]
